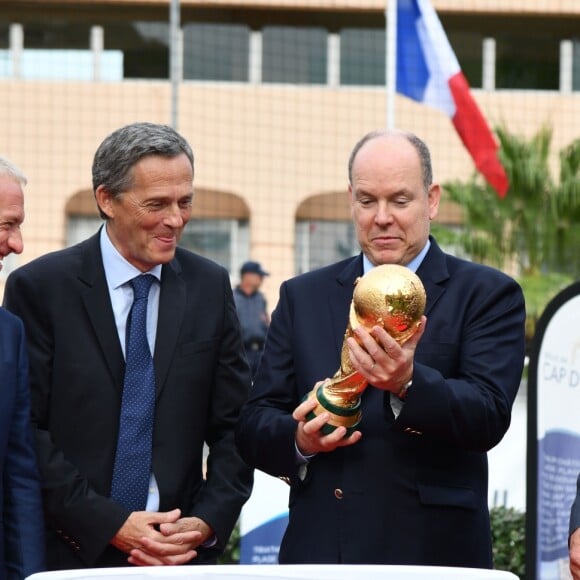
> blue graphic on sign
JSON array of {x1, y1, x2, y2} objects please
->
[
  {"x1": 537, "y1": 431, "x2": 580, "y2": 564},
  {"x1": 240, "y1": 514, "x2": 289, "y2": 565}
]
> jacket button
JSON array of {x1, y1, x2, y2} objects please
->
[{"x1": 334, "y1": 488, "x2": 343, "y2": 499}]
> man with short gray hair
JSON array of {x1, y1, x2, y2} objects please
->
[
  {"x1": 4, "y1": 124, "x2": 253, "y2": 570},
  {"x1": 0, "y1": 155, "x2": 46, "y2": 579}
]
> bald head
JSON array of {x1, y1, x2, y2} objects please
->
[{"x1": 348, "y1": 129, "x2": 433, "y2": 193}]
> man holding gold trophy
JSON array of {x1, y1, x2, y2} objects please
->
[{"x1": 236, "y1": 130, "x2": 526, "y2": 568}]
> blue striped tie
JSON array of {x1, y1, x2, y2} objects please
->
[{"x1": 110, "y1": 274, "x2": 155, "y2": 511}]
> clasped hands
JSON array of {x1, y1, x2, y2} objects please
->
[
  {"x1": 112, "y1": 509, "x2": 213, "y2": 566},
  {"x1": 294, "y1": 316, "x2": 426, "y2": 457}
]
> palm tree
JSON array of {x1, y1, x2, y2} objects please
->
[
  {"x1": 436, "y1": 125, "x2": 578, "y2": 345},
  {"x1": 550, "y1": 136, "x2": 580, "y2": 278}
]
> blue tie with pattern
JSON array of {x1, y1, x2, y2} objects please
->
[{"x1": 110, "y1": 274, "x2": 156, "y2": 512}]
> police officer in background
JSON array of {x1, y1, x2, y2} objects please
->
[{"x1": 233, "y1": 261, "x2": 270, "y2": 380}]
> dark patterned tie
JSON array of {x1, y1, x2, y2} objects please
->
[{"x1": 110, "y1": 274, "x2": 156, "y2": 511}]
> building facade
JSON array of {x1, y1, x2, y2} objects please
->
[
  {"x1": 1, "y1": 1, "x2": 579, "y2": 510},
  {"x1": 0, "y1": 0, "x2": 580, "y2": 303},
  {"x1": 1, "y1": 0, "x2": 579, "y2": 300}
]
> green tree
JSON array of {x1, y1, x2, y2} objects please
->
[
  {"x1": 217, "y1": 520, "x2": 241, "y2": 564},
  {"x1": 490, "y1": 506, "x2": 526, "y2": 579},
  {"x1": 549, "y1": 136, "x2": 580, "y2": 278},
  {"x1": 437, "y1": 125, "x2": 578, "y2": 343}
]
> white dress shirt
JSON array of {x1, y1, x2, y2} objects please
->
[{"x1": 100, "y1": 225, "x2": 162, "y2": 511}]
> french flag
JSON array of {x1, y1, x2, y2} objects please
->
[{"x1": 396, "y1": 0, "x2": 509, "y2": 197}]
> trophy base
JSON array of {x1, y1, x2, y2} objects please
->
[{"x1": 304, "y1": 384, "x2": 362, "y2": 436}]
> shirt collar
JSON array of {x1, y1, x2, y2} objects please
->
[
  {"x1": 362, "y1": 239, "x2": 430, "y2": 275},
  {"x1": 100, "y1": 225, "x2": 162, "y2": 289}
]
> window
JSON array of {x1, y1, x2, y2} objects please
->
[
  {"x1": 263, "y1": 26, "x2": 326, "y2": 84},
  {"x1": 66, "y1": 216, "x2": 104, "y2": 247},
  {"x1": 0, "y1": 49, "x2": 122, "y2": 80},
  {"x1": 104, "y1": 21, "x2": 169, "y2": 79},
  {"x1": 23, "y1": 19, "x2": 91, "y2": 50},
  {"x1": 0, "y1": 253, "x2": 19, "y2": 281},
  {"x1": 183, "y1": 23, "x2": 249, "y2": 81},
  {"x1": 179, "y1": 218, "x2": 249, "y2": 273},
  {"x1": 574, "y1": 38, "x2": 580, "y2": 91},
  {"x1": 0, "y1": 21, "x2": 8, "y2": 49},
  {"x1": 295, "y1": 220, "x2": 358, "y2": 274},
  {"x1": 495, "y1": 33, "x2": 559, "y2": 90},
  {"x1": 446, "y1": 30, "x2": 483, "y2": 88},
  {"x1": 340, "y1": 28, "x2": 385, "y2": 86},
  {"x1": 3, "y1": 18, "x2": 167, "y2": 81}
]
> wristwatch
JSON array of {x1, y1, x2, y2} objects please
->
[{"x1": 397, "y1": 379, "x2": 413, "y2": 399}]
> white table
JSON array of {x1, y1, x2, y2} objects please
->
[{"x1": 27, "y1": 565, "x2": 519, "y2": 580}]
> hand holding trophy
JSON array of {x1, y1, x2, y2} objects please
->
[{"x1": 305, "y1": 264, "x2": 426, "y2": 434}]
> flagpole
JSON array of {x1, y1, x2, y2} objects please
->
[
  {"x1": 169, "y1": 0, "x2": 181, "y2": 130},
  {"x1": 386, "y1": 0, "x2": 397, "y2": 129}
]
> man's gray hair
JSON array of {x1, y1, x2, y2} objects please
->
[
  {"x1": 0, "y1": 155, "x2": 27, "y2": 186},
  {"x1": 92, "y1": 122, "x2": 194, "y2": 219},
  {"x1": 348, "y1": 129, "x2": 433, "y2": 192}
]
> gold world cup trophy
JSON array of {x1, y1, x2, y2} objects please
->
[{"x1": 305, "y1": 264, "x2": 426, "y2": 434}]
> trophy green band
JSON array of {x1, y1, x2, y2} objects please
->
[{"x1": 305, "y1": 382, "x2": 363, "y2": 435}]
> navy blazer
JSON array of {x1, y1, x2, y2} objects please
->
[
  {"x1": 4, "y1": 231, "x2": 253, "y2": 569},
  {"x1": 236, "y1": 237, "x2": 526, "y2": 567},
  {"x1": 0, "y1": 308, "x2": 45, "y2": 580}
]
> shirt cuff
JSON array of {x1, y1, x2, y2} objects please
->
[
  {"x1": 201, "y1": 534, "x2": 218, "y2": 548},
  {"x1": 295, "y1": 440, "x2": 316, "y2": 464}
]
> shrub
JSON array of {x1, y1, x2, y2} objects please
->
[
  {"x1": 218, "y1": 508, "x2": 527, "y2": 573},
  {"x1": 218, "y1": 520, "x2": 241, "y2": 564},
  {"x1": 491, "y1": 506, "x2": 526, "y2": 579}
]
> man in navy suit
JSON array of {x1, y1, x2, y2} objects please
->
[
  {"x1": 4, "y1": 124, "x2": 252, "y2": 569},
  {"x1": 236, "y1": 129, "x2": 526, "y2": 567},
  {"x1": 0, "y1": 156, "x2": 45, "y2": 579}
]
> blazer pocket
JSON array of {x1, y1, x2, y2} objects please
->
[
  {"x1": 179, "y1": 338, "x2": 220, "y2": 357},
  {"x1": 417, "y1": 483, "x2": 476, "y2": 510}
]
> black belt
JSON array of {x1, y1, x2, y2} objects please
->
[{"x1": 245, "y1": 340, "x2": 264, "y2": 351}]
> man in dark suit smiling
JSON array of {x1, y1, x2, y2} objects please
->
[
  {"x1": 4, "y1": 123, "x2": 253, "y2": 569},
  {"x1": 0, "y1": 155, "x2": 45, "y2": 580},
  {"x1": 236, "y1": 129, "x2": 526, "y2": 567}
]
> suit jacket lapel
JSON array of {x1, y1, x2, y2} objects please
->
[
  {"x1": 79, "y1": 230, "x2": 125, "y2": 390},
  {"x1": 416, "y1": 236, "x2": 450, "y2": 316},
  {"x1": 154, "y1": 258, "x2": 186, "y2": 398},
  {"x1": 329, "y1": 255, "x2": 364, "y2": 357}
]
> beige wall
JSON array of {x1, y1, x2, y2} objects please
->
[
  {"x1": 2, "y1": 79, "x2": 579, "y2": 307},
  {"x1": 17, "y1": 0, "x2": 580, "y2": 16}
]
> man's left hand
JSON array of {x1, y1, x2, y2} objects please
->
[
  {"x1": 347, "y1": 315, "x2": 426, "y2": 394},
  {"x1": 129, "y1": 515, "x2": 214, "y2": 566}
]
